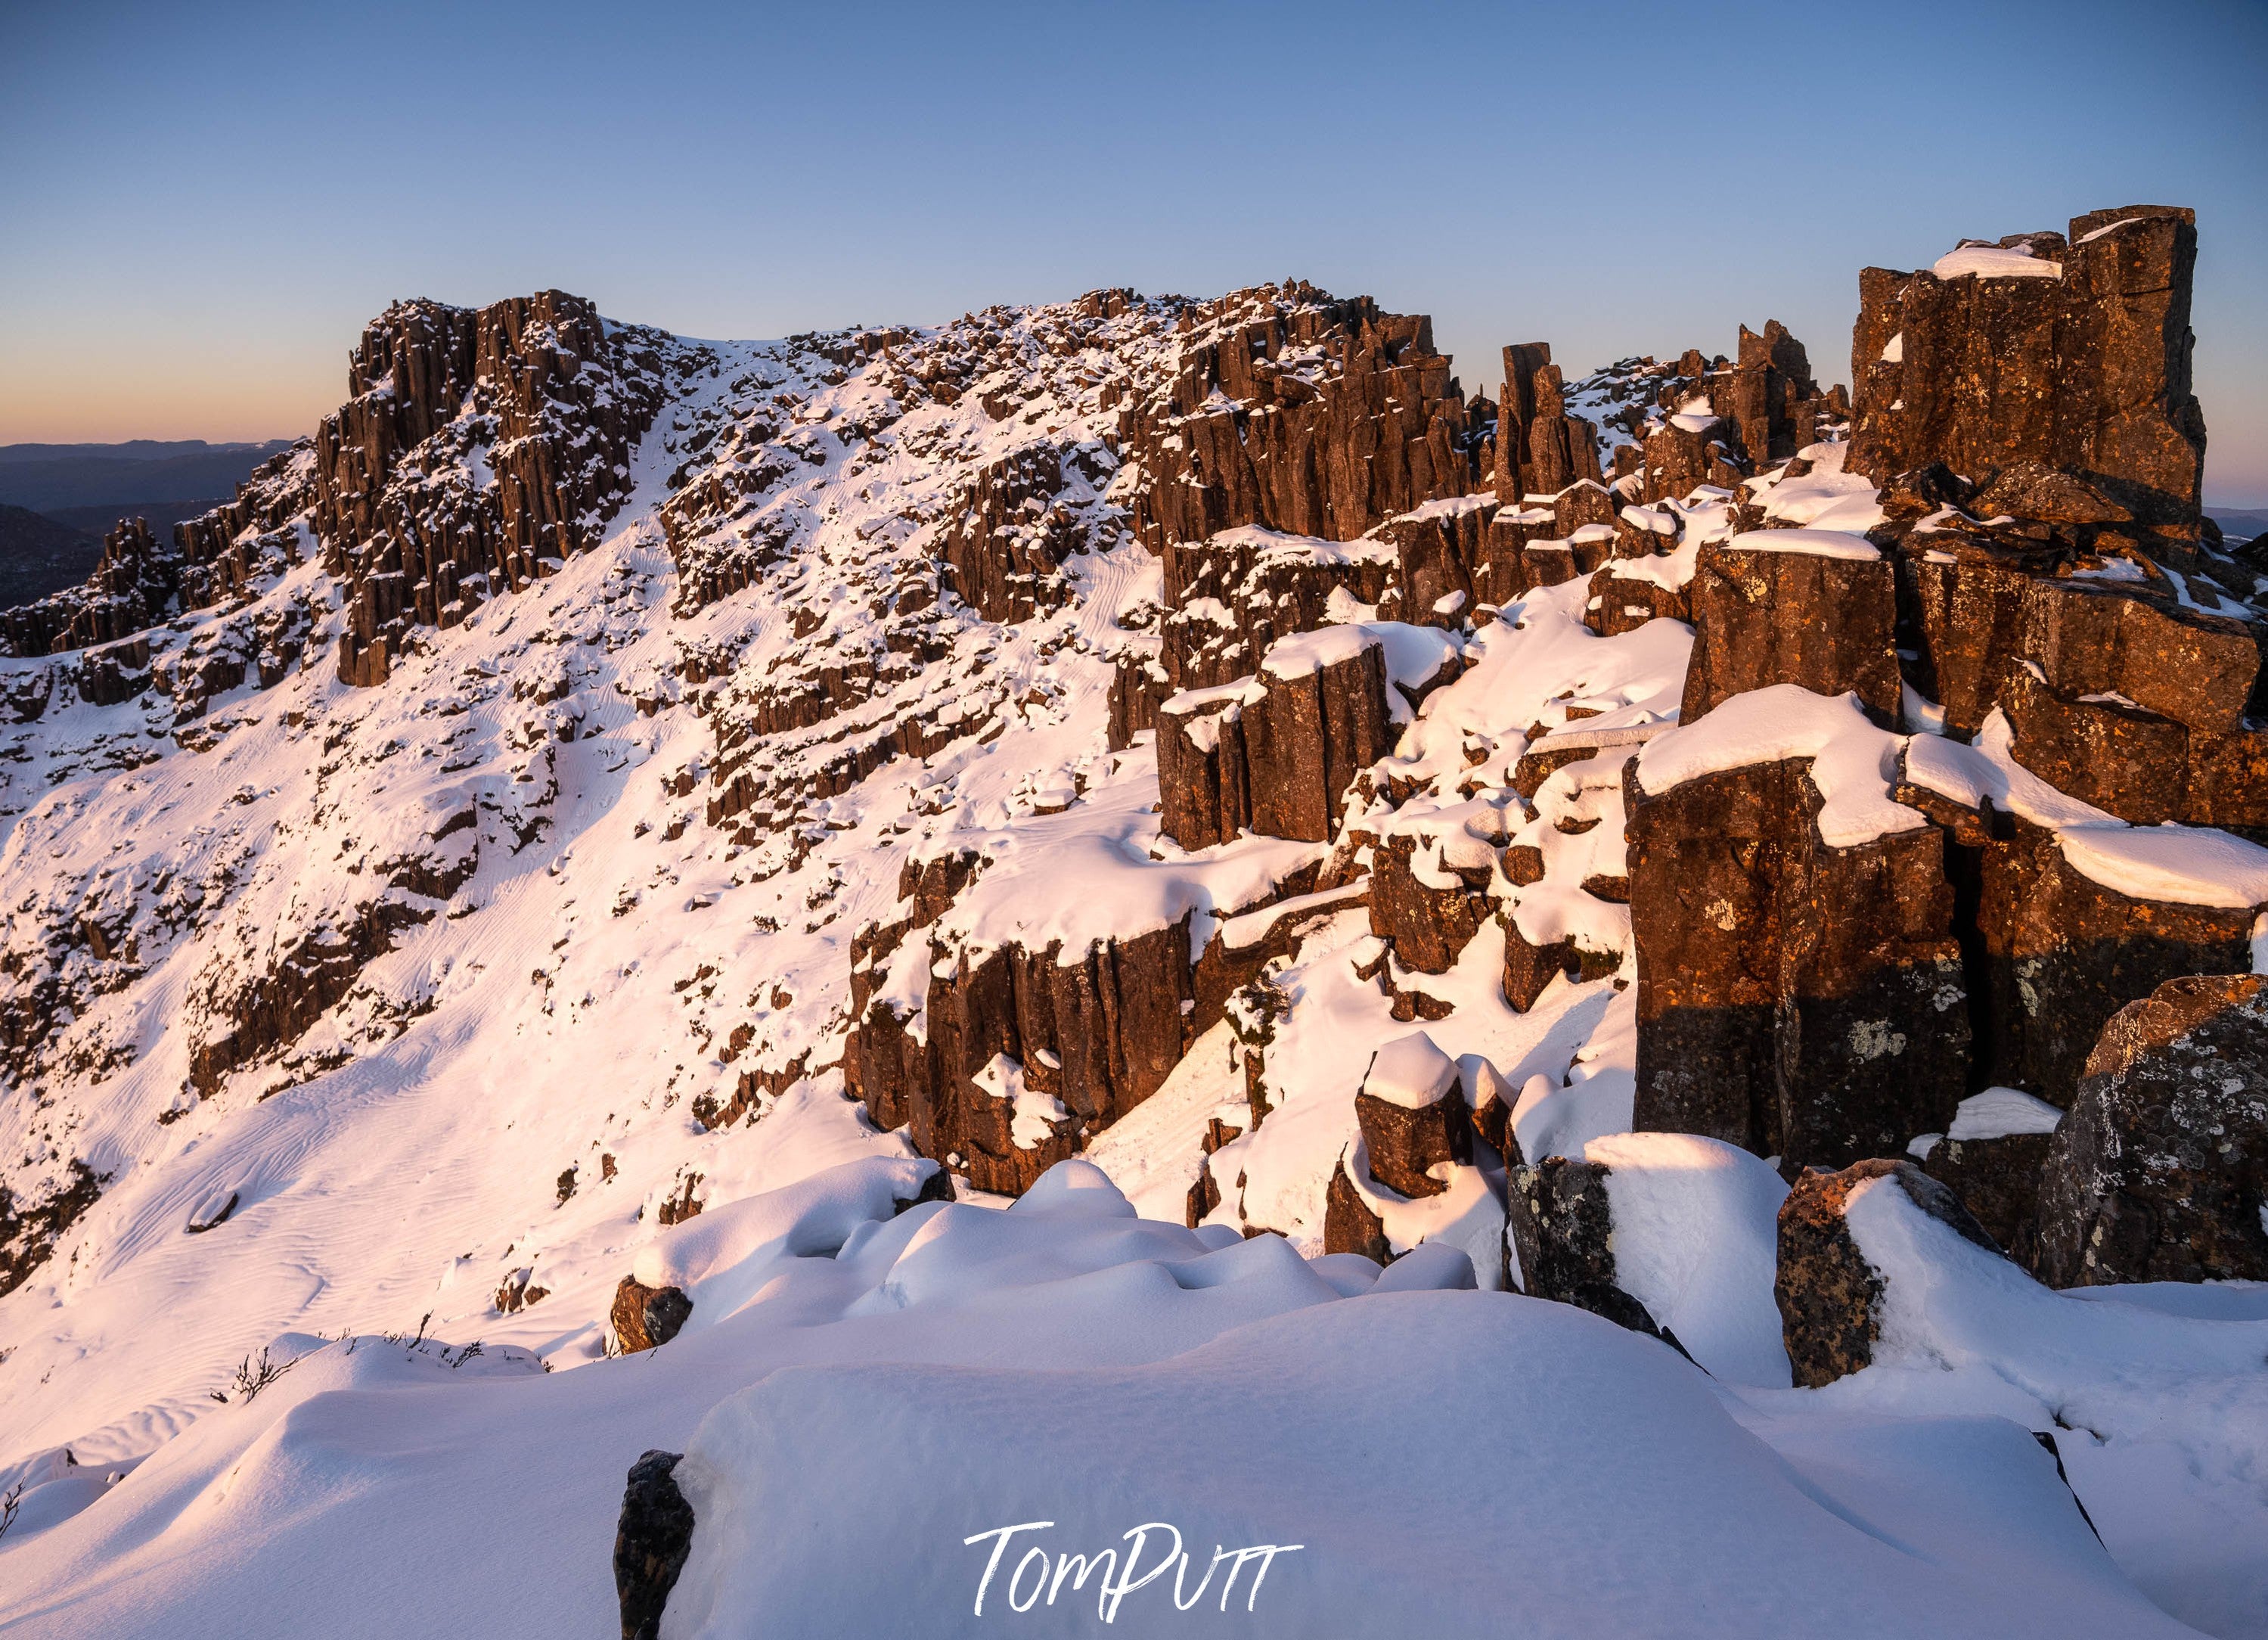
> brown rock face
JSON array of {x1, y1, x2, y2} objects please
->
[
  {"x1": 1627, "y1": 758, "x2": 1967, "y2": 1170},
  {"x1": 847, "y1": 917, "x2": 1196, "y2": 1195},
  {"x1": 1776, "y1": 1159, "x2": 2000, "y2": 1388},
  {"x1": 1850, "y1": 207, "x2": 2207, "y2": 533},
  {"x1": 315, "y1": 291, "x2": 681, "y2": 685},
  {"x1": 1156, "y1": 527, "x2": 1397, "y2": 694},
  {"x1": 1384, "y1": 500, "x2": 1501, "y2": 626},
  {"x1": 610, "y1": 1277, "x2": 693, "y2": 1354},
  {"x1": 1492, "y1": 343, "x2": 1603, "y2": 503},
  {"x1": 1352, "y1": 1076, "x2": 1472, "y2": 1202},
  {"x1": 1680, "y1": 543, "x2": 1903, "y2": 726},
  {"x1": 1368, "y1": 831, "x2": 1490, "y2": 977},
  {"x1": 1121, "y1": 284, "x2": 1481, "y2": 551},
  {"x1": 939, "y1": 440, "x2": 1113, "y2": 623},
  {"x1": 1323, "y1": 1151, "x2": 1394, "y2": 1263},
  {"x1": 2034, "y1": 974, "x2": 2268, "y2": 1287}
]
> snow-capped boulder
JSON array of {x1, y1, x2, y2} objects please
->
[
  {"x1": 1775, "y1": 1157, "x2": 2003, "y2": 1387},
  {"x1": 2034, "y1": 974, "x2": 2268, "y2": 1287},
  {"x1": 1351, "y1": 1031, "x2": 1469, "y2": 1200}
]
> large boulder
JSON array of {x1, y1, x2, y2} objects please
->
[
  {"x1": 2034, "y1": 974, "x2": 2268, "y2": 1287},
  {"x1": 611, "y1": 1277, "x2": 693, "y2": 1354},
  {"x1": 1627, "y1": 707, "x2": 1967, "y2": 1171}
]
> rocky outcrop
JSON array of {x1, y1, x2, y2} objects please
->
[
  {"x1": 2034, "y1": 974, "x2": 2268, "y2": 1287},
  {"x1": 1776, "y1": 1159, "x2": 2000, "y2": 1387},
  {"x1": 1368, "y1": 827, "x2": 1492, "y2": 976},
  {"x1": 1157, "y1": 630, "x2": 1404, "y2": 850},
  {"x1": 848, "y1": 918, "x2": 1196, "y2": 1196},
  {"x1": 1851, "y1": 207, "x2": 2207, "y2": 536},
  {"x1": 615, "y1": 1449, "x2": 694, "y2": 1640},
  {"x1": 1121, "y1": 284, "x2": 1481, "y2": 551},
  {"x1": 1153, "y1": 526, "x2": 1398, "y2": 694},
  {"x1": 938, "y1": 439, "x2": 1113, "y2": 623},
  {"x1": 610, "y1": 1276, "x2": 693, "y2": 1353},
  {"x1": 1490, "y1": 343, "x2": 1602, "y2": 502},
  {"x1": 316, "y1": 291, "x2": 682, "y2": 684},
  {"x1": 0, "y1": 1160, "x2": 105, "y2": 1301}
]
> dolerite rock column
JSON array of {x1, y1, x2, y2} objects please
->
[
  {"x1": 1491, "y1": 342, "x2": 1604, "y2": 503},
  {"x1": 1776, "y1": 1159, "x2": 2002, "y2": 1388},
  {"x1": 2034, "y1": 974, "x2": 2268, "y2": 1287},
  {"x1": 1156, "y1": 631, "x2": 1398, "y2": 851},
  {"x1": 1680, "y1": 538, "x2": 1903, "y2": 725},
  {"x1": 1369, "y1": 829, "x2": 1492, "y2": 976},
  {"x1": 1626, "y1": 755, "x2": 1967, "y2": 1171},
  {"x1": 1969, "y1": 812, "x2": 2257, "y2": 1104}
]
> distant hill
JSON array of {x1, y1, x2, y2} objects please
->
[
  {"x1": 0, "y1": 440, "x2": 292, "y2": 511},
  {"x1": 0, "y1": 503, "x2": 101, "y2": 607},
  {"x1": 2211, "y1": 506, "x2": 2268, "y2": 543},
  {"x1": 0, "y1": 439, "x2": 281, "y2": 465}
]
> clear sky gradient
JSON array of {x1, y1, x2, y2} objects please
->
[{"x1": 4, "y1": 0, "x2": 2263, "y2": 502}]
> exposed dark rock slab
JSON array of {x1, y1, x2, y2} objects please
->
[{"x1": 615, "y1": 1449, "x2": 694, "y2": 1640}]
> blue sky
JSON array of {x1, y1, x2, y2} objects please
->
[{"x1": 3, "y1": 0, "x2": 2263, "y2": 502}]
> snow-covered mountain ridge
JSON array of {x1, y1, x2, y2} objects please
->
[{"x1": 2, "y1": 207, "x2": 2266, "y2": 1638}]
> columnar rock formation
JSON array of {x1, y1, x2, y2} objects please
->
[
  {"x1": 317, "y1": 291, "x2": 684, "y2": 684},
  {"x1": 1850, "y1": 207, "x2": 2207, "y2": 536},
  {"x1": 1119, "y1": 283, "x2": 1483, "y2": 551},
  {"x1": 1627, "y1": 205, "x2": 2266, "y2": 1287}
]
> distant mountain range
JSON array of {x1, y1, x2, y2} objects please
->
[{"x1": 0, "y1": 439, "x2": 293, "y2": 513}]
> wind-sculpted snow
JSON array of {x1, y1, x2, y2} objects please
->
[{"x1": 0, "y1": 1158, "x2": 2198, "y2": 1639}]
